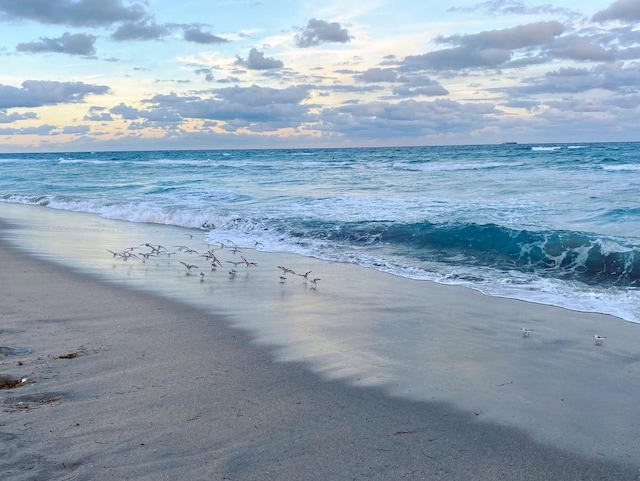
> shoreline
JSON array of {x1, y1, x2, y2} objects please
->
[
  {"x1": 1, "y1": 234, "x2": 639, "y2": 480},
  {"x1": 0, "y1": 204, "x2": 640, "y2": 479},
  {"x1": 1, "y1": 208, "x2": 640, "y2": 479}
]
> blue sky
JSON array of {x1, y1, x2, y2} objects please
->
[{"x1": 0, "y1": 0, "x2": 638, "y2": 152}]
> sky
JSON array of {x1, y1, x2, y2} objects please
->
[{"x1": 0, "y1": 0, "x2": 639, "y2": 152}]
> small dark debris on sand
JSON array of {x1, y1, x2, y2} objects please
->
[
  {"x1": 57, "y1": 347, "x2": 88, "y2": 359},
  {"x1": 0, "y1": 374, "x2": 27, "y2": 390}
]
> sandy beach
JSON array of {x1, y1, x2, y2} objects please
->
[{"x1": 1, "y1": 205, "x2": 640, "y2": 480}]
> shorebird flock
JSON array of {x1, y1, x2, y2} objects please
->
[
  {"x1": 106, "y1": 238, "x2": 320, "y2": 288},
  {"x1": 107, "y1": 237, "x2": 611, "y2": 345}
]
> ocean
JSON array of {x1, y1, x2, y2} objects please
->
[{"x1": 1, "y1": 142, "x2": 639, "y2": 322}]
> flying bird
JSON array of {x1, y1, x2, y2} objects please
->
[{"x1": 179, "y1": 261, "x2": 198, "y2": 272}]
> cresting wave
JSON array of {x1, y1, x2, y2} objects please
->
[{"x1": 276, "y1": 220, "x2": 640, "y2": 287}]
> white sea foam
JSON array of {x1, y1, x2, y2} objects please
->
[
  {"x1": 601, "y1": 164, "x2": 640, "y2": 172},
  {"x1": 57, "y1": 159, "x2": 123, "y2": 165},
  {"x1": 531, "y1": 146, "x2": 562, "y2": 151},
  {"x1": 392, "y1": 161, "x2": 522, "y2": 172}
]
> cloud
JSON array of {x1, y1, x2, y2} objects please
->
[
  {"x1": 295, "y1": 18, "x2": 352, "y2": 48},
  {"x1": 499, "y1": 63, "x2": 640, "y2": 96},
  {"x1": 546, "y1": 34, "x2": 615, "y2": 62},
  {"x1": 183, "y1": 27, "x2": 229, "y2": 45},
  {"x1": 402, "y1": 21, "x2": 564, "y2": 71},
  {"x1": 195, "y1": 68, "x2": 215, "y2": 82},
  {"x1": 111, "y1": 21, "x2": 170, "y2": 41},
  {"x1": 0, "y1": 124, "x2": 57, "y2": 135},
  {"x1": 354, "y1": 68, "x2": 449, "y2": 97},
  {"x1": 111, "y1": 100, "x2": 182, "y2": 123},
  {"x1": 403, "y1": 46, "x2": 513, "y2": 70},
  {"x1": 0, "y1": 110, "x2": 37, "y2": 123},
  {"x1": 0, "y1": 80, "x2": 110, "y2": 108},
  {"x1": 437, "y1": 21, "x2": 564, "y2": 50},
  {"x1": 16, "y1": 32, "x2": 96, "y2": 56},
  {"x1": 392, "y1": 79, "x2": 449, "y2": 97},
  {"x1": 84, "y1": 106, "x2": 113, "y2": 121},
  {"x1": 355, "y1": 68, "x2": 398, "y2": 83},
  {"x1": 62, "y1": 125, "x2": 90, "y2": 135},
  {"x1": 212, "y1": 85, "x2": 311, "y2": 107},
  {"x1": 0, "y1": 0, "x2": 146, "y2": 27},
  {"x1": 235, "y1": 47, "x2": 283, "y2": 70},
  {"x1": 316, "y1": 98, "x2": 497, "y2": 140},
  {"x1": 114, "y1": 85, "x2": 313, "y2": 132},
  {"x1": 593, "y1": 0, "x2": 640, "y2": 23},
  {"x1": 110, "y1": 102, "x2": 142, "y2": 120},
  {"x1": 448, "y1": 0, "x2": 581, "y2": 19}
]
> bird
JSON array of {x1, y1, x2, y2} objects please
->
[
  {"x1": 521, "y1": 328, "x2": 534, "y2": 337},
  {"x1": 296, "y1": 270, "x2": 313, "y2": 282},
  {"x1": 179, "y1": 261, "x2": 198, "y2": 273},
  {"x1": 119, "y1": 251, "x2": 138, "y2": 261},
  {"x1": 143, "y1": 243, "x2": 166, "y2": 254},
  {"x1": 200, "y1": 272, "x2": 206, "y2": 282},
  {"x1": 241, "y1": 256, "x2": 257, "y2": 267},
  {"x1": 229, "y1": 269, "x2": 237, "y2": 278},
  {"x1": 594, "y1": 335, "x2": 606, "y2": 345},
  {"x1": 277, "y1": 265, "x2": 296, "y2": 275},
  {"x1": 140, "y1": 252, "x2": 157, "y2": 262},
  {"x1": 310, "y1": 278, "x2": 321, "y2": 289}
]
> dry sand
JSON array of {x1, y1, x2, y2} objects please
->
[{"x1": 1, "y1": 207, "x2": 640, "y2": 480}]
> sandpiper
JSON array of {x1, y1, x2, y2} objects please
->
[
  {"x1": 594, "y1": 335, "x2": 606, "y2": 345},
  {"x1": 277, "y1": 265, "x2": 296, "y2": 275},
  {"x1": 179, "y1": 261, "x2": 198, "y2": 273},
  {"x1": 521, "y1": 328, "x2": 534, "y2": 337},
  {"x1": 241, "y1": 256, "x2": 257, "y2": 267},
  {"x1": 119, "y1": 251, "x2": 138, "y2": 261}
]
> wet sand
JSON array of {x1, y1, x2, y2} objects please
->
[{"x1": 1, "y1": 206, "x2": 640, "y2": 480}]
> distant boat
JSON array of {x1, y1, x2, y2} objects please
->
[{"x1": 501, "y1": 141, "x2": 518, "y2": 145}]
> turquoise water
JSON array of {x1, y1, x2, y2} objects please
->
[{"x1": 1, "y1": 142, "x2": 639, "y2": 321}]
